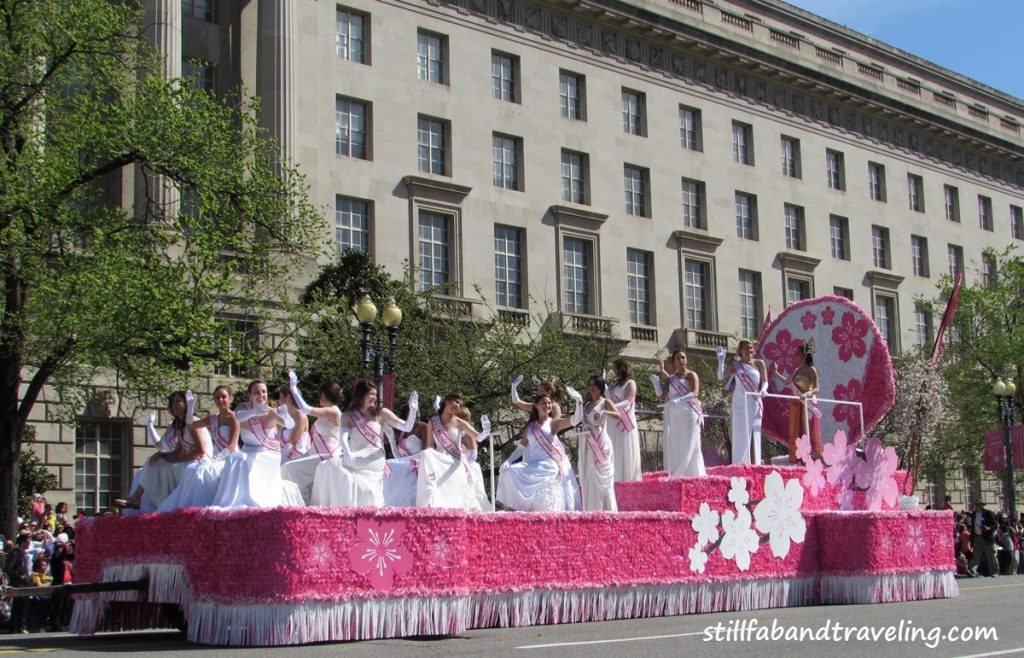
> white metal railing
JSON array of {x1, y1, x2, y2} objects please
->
[{"x1": 743, "y1": 390, "x2": 864, "y2": 460}]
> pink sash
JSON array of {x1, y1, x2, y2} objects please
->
[
  {"x1": 669, "y1": 375, "x2": 705, "y2": 428},
  {"x1": 162, "y1": 426, "x2": 180, "y2": 453},
  {"x1": 432, "y1": 417, "x2": 472, "y2": 481},
  {"x1": 529, "y1": 423, "x2": 567, "y2": 476},
  {"x1": 240, "y1": 406, "x2": 280, "y2": 451},
  {"x1": 583, "y1": 401, "x2": 609, "y2": 465},
  {"x1": 785, "y1": 383, "x2": 822, "y2": 419},
  {"x1": 208, "y1": 415, "x2": 232, "y2": 452},
  {"x1": 308, "y1": 423, "x2": 336, "y2": 461},
  {"x1": 733, "y1": 363, "x2": 764, "y2": 415},
  {"x1": 607, "y1": 384, "x2": 636, "y2": 433},
  {"x1": 349, "y1": 411, "x2": 384, "y2": 451}
]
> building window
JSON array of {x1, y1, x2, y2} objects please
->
[
  {"x1": 75, "y1": 421, "x2": 126, "y2": 513},
  {"x1": 621, "y1": 89, "x2": 645, "y2": 136},
  {"x1": 626, "y1": 249, "x2": 652, "y2": 326},
  {"x1": 978, "y1": 195, "x2": 994, "y2": 231},
  {"x1": 948, "y1": 243, "x2": 964, "y2": 278},
  {"x1": 416, "y1": 30, "x2": 446, "y2": 83},
  {"x1": 182, "y1": 60, "x2": 214, "y2": 91},
  {"x1": 336, "y1": 8, "x2": 367, "y2": 63},
  {"x1": 563, "y1": 236, "x2": 592, "y2": 314},
  {"x1": 559, "y1": 71, "x2": 585, "y2": 120},
  {"x1": 681, "y1": 178, "x2": 704, "y2": 229},
  {"x1": 910, "y1": 235, "x2": 929, "y2": 277},
  {"x1": 982, "y1": 251, "x2": 997, "y2": 287},
  {"x1": 732, "y1": 121, "x2": 753, "y2": 165},
  {"x1": 491, "y1": 51, "x2": 518, "y2": 102},
  {"x1": 679, "y1": 105, "x2": 702, "y2": 150},
  {"x1": 738, "y1": 270, "x2": 761, "y2": 339},
  {"x1": 914, "y1": 303, "x2": 933, "y2": 347},
  {"x1": 561, "y1": 149, "x2": 588, "y2": 204},
  {"x1": 1012, "y1": 205, "x2": 1024, "y2": 240},
  {"x1": 214, "y1": 317, "x2": 259, "y2": 378},
  {"x1": 825, "y1": 149, "x2": 845, "y2": 190},
  {"x1": 182, "y1": 0, "x2": 213, "y2": 21},
  {"x1": 735, "y1": 192, "x2": 757, "y2": 240},
  {"x1": 829, "y1": 215, "x2": 849, "y2": 260},
  {"x1": 335, "y1": 97, "x2": 369, "y2": 159},
  {"x1": 786, "y1": 277, "x2": 811, "y2": 305},
  {"x1": 418, "y1": 211, "x2": 451, "y2": 291},
  {"x1": 783, "y1": 204, "x2": 805, "y2": 251},
  {"x1": 868, "y1": 162, "x2": 886, "y2": 201},
  {"x1": 417, "y1": 115, "x2": 448, "y2": 175},
  {"x1": 944, "y1": 185, "x2": 960, "y2": 222},
  {"x1": 684, "y1": 260, "x2": 709, "y2": 330},
  {"x1": 335, "y1": 196, "x2": 369, "y2": 254},
  {"x1": 908, "y1": 173, "x2": 924, "y2": 212},
  {"x1": 623, "y1": 165, "x2": 649, "y2": 217},
  {"x1": 781, "y1": 136, "x2": 800, "y2": 178},
  {"x1": 874, "y1": 294, "x2": 898, "y2": 351},
  {"x1": 492, "y1": 133, "x2": 521, "y2": 190},
  {"x1": 834, "y1": 286, "x2": 854, "y2": 300},
  {"x1": 494, "y1": 225, "x2": 523, "y2": 308},
  {"x1": 871, "y1": 226, "x2": 890, "y2": 269}
]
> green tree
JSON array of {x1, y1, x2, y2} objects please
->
[
  {"x1": 17, "y1": 426, "x2": 58, "y2": 517},
  {"x1": 0, "y1": 1, "x2": 323, "y2": 537}
]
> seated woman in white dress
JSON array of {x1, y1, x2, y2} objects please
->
[
  {"x1": 382, "y1": 404, "x2": 425, "y2": 508},
  {"x1": 116, "y1": 391, "x2": 204, "y2": 512},
  {"x1": 497, "y1": 393, "x2": 582, "y2": 512},
  {"x1": 278, "y1": 386, "x2": 310, "y2": 466},
  {"x1": 311, "y1": 379, "x2": 418, "y2": 508},
  {"x1": 577, "y1": 375, "x2": 620, "y2": 512},
  {"x1": 281, "y1": 373, "x2": 342, "y2": 505},
  {"x1": 157, "y1": 387, "x2": 237, "y2": 511},
  {"x1": 415, "y1": 394, "x2": 492, "y2": 511},
  {"x1": 210, "y1": 379, "x2": 304, "y2": 509}
]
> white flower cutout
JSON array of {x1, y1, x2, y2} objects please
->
[
  {"x1": 688, "y1": 543, "x2": 708, "y2": 573},
  {"x1": 719, "y1": 507, "x2": 759, "y2": 571},
  {"x1": 691, "y1": 502, "x2": 721, "y2": 548},
  {"x1": 753, "y1": 471, "x2": 807, "y2": 558},
  {"x1": 728, "y1": 477, "x2": 750, "y2": 509}
]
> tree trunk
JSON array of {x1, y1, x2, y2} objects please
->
[{"x1": 1, "y1": 266, "x2": 27, "y2": 539}]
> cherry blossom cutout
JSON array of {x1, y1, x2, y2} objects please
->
[{"x1": 347, "y1": 518, "x2": 413, "y2": 591}]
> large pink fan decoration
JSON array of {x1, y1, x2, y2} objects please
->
[{"x1": 756, "y1": 295, "x2": 895, "y2": 445}]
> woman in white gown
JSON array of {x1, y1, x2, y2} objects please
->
[
  {"x1": 278, "y1": 386, "x2": 310, "y2": 466},
  {"x1": 211, "y1": 379, "x2": 303, "y2": 508},
  {"x1": 655, "y1": 350, "x2": 706, "y2": 477},
  {"x1": 157, "y1": 387, "x2": 237, "y2": 511},
  {"x1": 497, "y1": 393, "x2": 581, "y2": 512},
  {"x1": 606, "y1": 358, "x2": 642, "y2": 482},
  {"x1": 281, "y1": 373, "x2": 343, "y2": 505},
  {"x1": 577, "y1": 376, "x2": 619, "y2": 512},
  {"x1": 718, "y1": 340, "x2": 768, "y2": 465},
  {"x1": 311, "y1": 379, "x2": 418, "y2": 508},
  {"x1": 116, "y1": 391, "x2": 204, "y2": 512},
  {"x1": 415, "y1": 394, "x2": 491, "y2": 511},
  {"x1": 382, "y1": 404, "x2": 425, "y2": 508}
]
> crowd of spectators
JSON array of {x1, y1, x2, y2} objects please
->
[{"x1": 947, "y1": 496, "x2": 1023, "y2": 578}]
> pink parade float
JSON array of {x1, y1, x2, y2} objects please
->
[{"x1": 68, "y1": 296, "x2": 955, "y2": 647}]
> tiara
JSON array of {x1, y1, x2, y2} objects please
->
[{"x1": 800, "y1": 338, "x2": 816, "y2": 355}]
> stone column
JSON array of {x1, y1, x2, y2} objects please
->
[
  {"x1": 256, "y1": 0, "x2": 297, "y2": 173},
  {"x1": 141, "y1": 0, "x2": 182, "y2": 218}
]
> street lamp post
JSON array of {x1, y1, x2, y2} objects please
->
[
  {"x1": 354, "y1": 296, "x2": 403, "y2": 406},
  {"x1": 993, "y1": 378, "x2": 1017, "y2": 521}
]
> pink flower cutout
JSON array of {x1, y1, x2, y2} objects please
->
[
  {"x1": 837, "y1": 487, "x2": 854, "y2": 511},
  {"x1": 821, "y1": 430, "x2": 856, "y2": 488},
  {"x1": 347, "y1": 518, "x2": 413, "y2": 591},
  {"x1": 800, "y1": 311, "x2": 817, "y2": 330},
  {"x1": 832, "y1": 379, "x2": 864, "y2": 435},
  {"x1": 831, "y1": 312, "x2": 870, "y2": 363},
  {"x1": 853, "y1": 436, "x2": 899, "y2": 511},
  {"x1": 904, "y1": 523, "x2": 928, "y2": 567},
  {"x1": 821, "y1": 306, "x2": 836, "y2": 326},
  {"x1": 795, "y1": 435, "x2": 812, "y2": 464},
  {"x1": 801, "y1": 458, "x2": 826, "y2": 497},
  {"x1": 763, "y1": 329, "x2": 802, "y2": 375}
]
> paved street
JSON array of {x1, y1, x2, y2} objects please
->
[{"x1": 2, "y1": 577, "x2": 1021, "y2": 658}]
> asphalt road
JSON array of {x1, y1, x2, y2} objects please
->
[{"x1": 1, "y1": 576, "x2": 1021, "y2": 658}]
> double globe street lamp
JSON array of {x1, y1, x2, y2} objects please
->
[
  {"x1": 354, "y1": 296, "x2": 402, "y2": 407},
  {"x1": 993, "y1": 378, "x2": 1017, "y2": 521}
]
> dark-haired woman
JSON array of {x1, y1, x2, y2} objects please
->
[
  {"x1": 282, "y1": 372, "x2": 343, "y2": 504},
  {"x1": 577, "y1": 376, "x2": 619, "y2": 511},
  {"x1": 770, "y1": 340, "x2": 821, "y2": 464},
  {"x1": 311, "y1": 379, "x2": 419, "y2": 507},
  {"x1": 718, "y1": 340, "x2": 768, "y2": 465},
  {"x1": 656, "y1": 350, "x2": 705, "y2": 477},
  {"x1": 415, "y1": 393, "x2": 491, "y2": 510},
  {"x1": 606, "y1": 358, "x2": 641, "y2": 482}
]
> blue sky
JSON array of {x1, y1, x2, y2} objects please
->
[{"x1": 783, "y1": 0, "x2": 1024, "y2": 100}]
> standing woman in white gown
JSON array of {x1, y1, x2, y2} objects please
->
[
  {"x1": 654, "y1": 350, "x2": 706, "y2": 477},
  {"x1": 717, "y1": 340, "x2": 768, "y2": 465},
  {"x1": 211, "y1": 379, "x2": 300, "y2": 508},
  {"x1": 497, "y1": 394, "x2": 581, "y2": 512},
  {"x1": 281, "y1": 372, "x2": 343, "y2": 505},
  {"x1": 415, "y1": 394, "x2": 491, "y2": 510},
  {"x1": 577, "y1": 375, "x2": 619, "y2": 512},
  {"x1": 311, "y1": 379, "x2": 418, "y2": 508},
  {"x1": 606, "y1": 358, "x2": 641, "y2": 482}
]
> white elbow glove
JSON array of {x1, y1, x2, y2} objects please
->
[
  {"x1": 339, "y1": 428, "x2": 354, "y2": 466},
  {"x1": 465, "y1": 449, "x2": 478, "y2": 462},
  {"x1": 501, "y1": 443, "x2": 526, "y2": 471},
  {"x1": 275, "y1": 404, "x2": 295, "y2": 429},
  {"x1": 510, "y1": 374, "x2": 524, "y2": 405},
  {"x1": 668, "y1": 392, "x2": 695, "y2": 406},
  {"x1": 185, "y1": 390, "x2": 196, "y2": 423},
  {"x1": 567, "y1": 387, "x2": 584, "y2": 426},
  {"x1": 433, "y1": 395, "x2": 442, "y2": 414},
  {"x1": 288, "y1": 370, "x2": 314, "y2": 414},
  {"x1": 716, "y1": 346, "x2": 726, "y2": 380},
  {"x1": 393, "y1": 392, "x2": 419, "y2": 433},
  {"x1": 235, "y1": 404, "x2": 269, "y2": 422},
  {"x1": 759, "y1": 381, "x2": 769, "y2": 397},
  {"x1": 145, "y1": 412, "x2": 161, "y2": 446},
  {"x1": 614, "y1": 399, "x2": 630, "y2": 410},
  {"x1": 476, "y1": 415, "x2": 492, "y2": 444},
  {"x1": 649, "y1": 374, "x2": 664, "y2": 398}
]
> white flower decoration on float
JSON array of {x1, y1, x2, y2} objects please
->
[
  {"x1": 688, "y1": 543, "x2": 708, "y2": 573},
  {"x1": 753, "y1": 470, "x2": 807, "y2": 559},
  {"x1": 727, "y1": 476, "x2": 749, "y2": 509},
  {"x1": 691, "y1": 501, "x2": 721, "y2": 548},
  {"x1": 719, "y1": 507, "x2": 759, "y2": 571}
]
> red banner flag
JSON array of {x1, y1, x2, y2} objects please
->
[
  {"x1": 984, "y1": 425, "x2": 1024, "y2": 470},
  {"x1": 931, "y1": 271, "x2": 963, "y2": 365}
]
